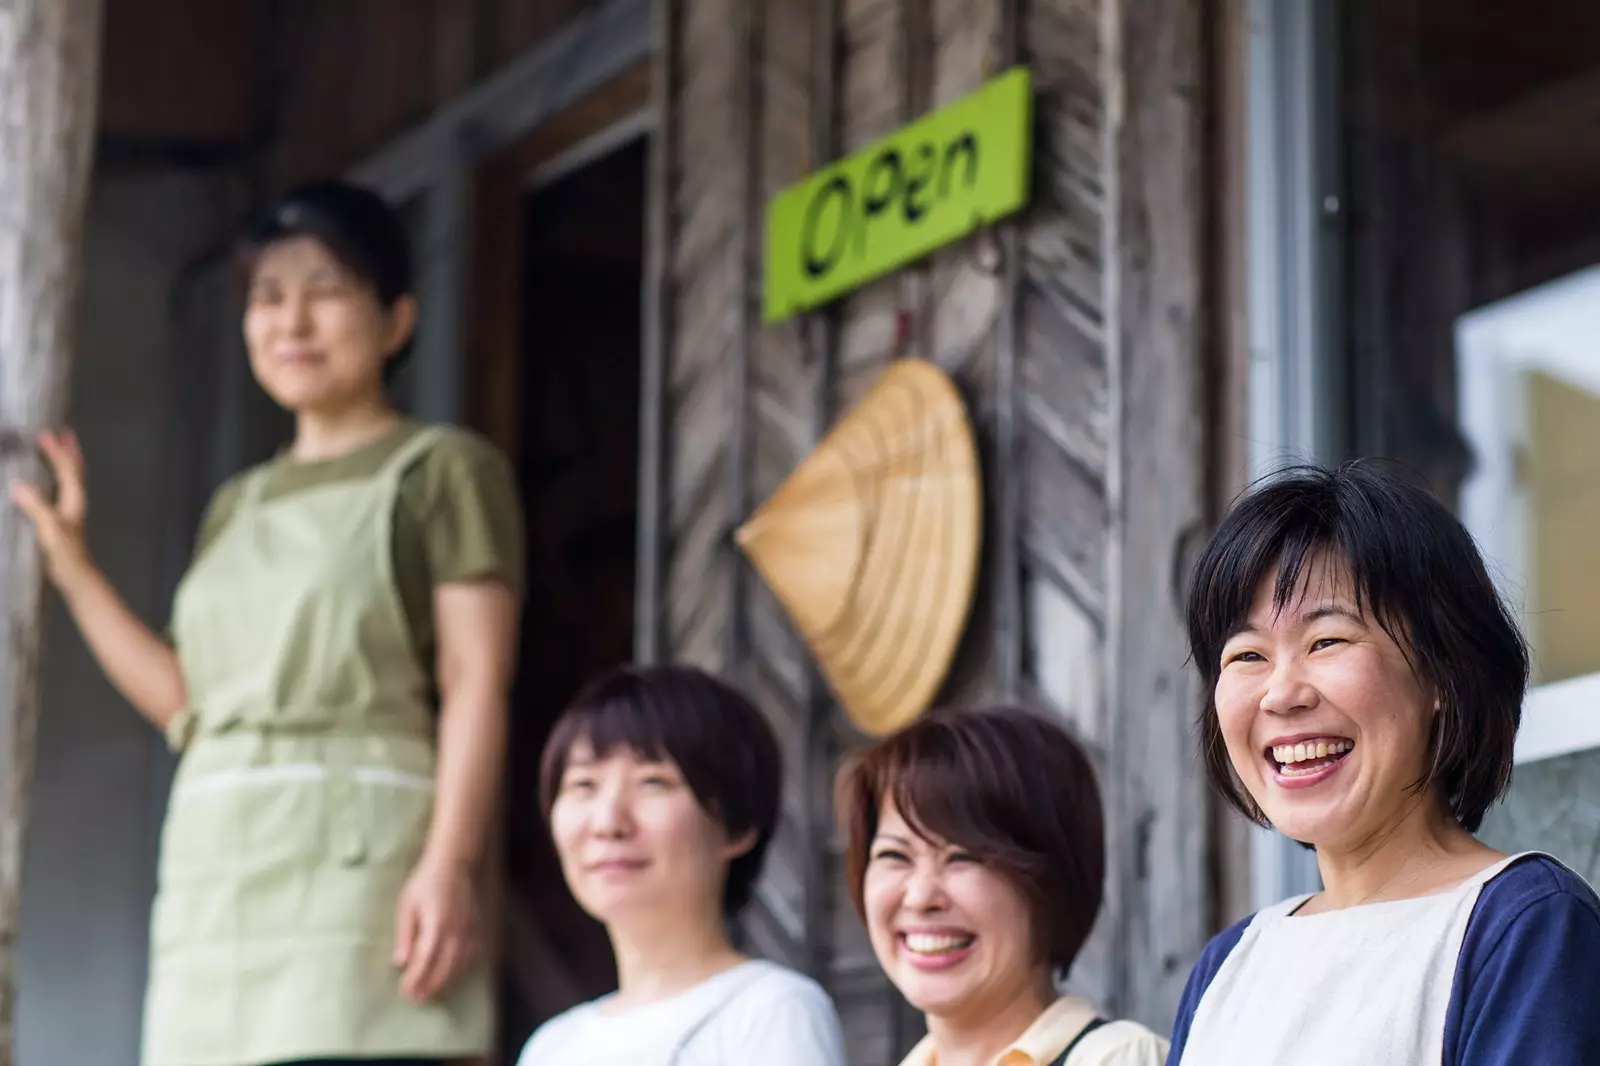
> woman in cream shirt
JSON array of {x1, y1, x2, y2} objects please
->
[{"x1": 836, "y1": 705, "x2": 1168, "y2": 1066}]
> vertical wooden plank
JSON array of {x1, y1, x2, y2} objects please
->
[
  {"x1": 992, "y1": 0, "x2": 1023, "y2": 702},
  {"x1": 1106, "y1": 0, "x2": 1212, "y2": 1028},
  {"x1": 1209, "y1": 0, "x2": 1255, "y2": 933},
  {"x1": 895, "y1": 0, "x2": 932, "y2": 358},
  {"x1": 635, "y1": 0, "x2": 675, "y2": 664},
  {"x1": 727, "y1": 0, "x2": 762, "y2": 675},
  {"x1": 0, "y1": 1, "x2": 105, "y2": 1058},
  {"x1": 801, "y1": 0, "x2": 840, "y2": 991},
  {"x1": 662, "y1": 0, "x2": 741, "y2": 672}
]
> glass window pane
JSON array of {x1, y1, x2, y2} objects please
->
[{"x1": 1340, "y1": 2, "x2": 1600, "y2": 692}]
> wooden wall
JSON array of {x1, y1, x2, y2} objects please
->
[{"x1": 648, "y1": 0, "x2": 1216, "y2": 1057}]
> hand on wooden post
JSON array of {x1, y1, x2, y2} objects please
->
[
  {"x1": 393, "y1": 854, "x2": 481, "y2": 1003},
  {"x1": 8, "y1": 430, "x2": 93, "y2": 590}
]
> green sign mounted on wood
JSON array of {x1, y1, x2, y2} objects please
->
[{"x1": 763, "y1": 65, "x2": 1033, "y2": 324}]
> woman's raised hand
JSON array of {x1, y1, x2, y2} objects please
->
[{"x1": 10, "y1": 429, "x2": 93, "y2": 589}]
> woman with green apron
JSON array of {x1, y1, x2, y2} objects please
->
[{"x1": 11, "y1": 181, "x2": 523, "y2": 1066}]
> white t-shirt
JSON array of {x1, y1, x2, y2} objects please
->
[{"x1": 515, "y1": 959, "x2": 848, "y2": 1066}]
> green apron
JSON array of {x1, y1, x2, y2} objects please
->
[{"x1": 144, "y1": 426, "x2": 493, "y2": 1066}]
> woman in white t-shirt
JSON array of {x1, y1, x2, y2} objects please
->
[{"x1": 516, "y1": 665, "x2": 847, "y2": 1066}]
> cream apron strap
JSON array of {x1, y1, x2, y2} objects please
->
[
  {"x1": 379, "y1": 424, "x2": 447, "y2": 484},
  {"x1": 236, "y1": 462, "x2": 278, "y2": 509}
]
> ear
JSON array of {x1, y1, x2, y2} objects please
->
[
  {"x1": 384, "y1": 294, "x2": 419, "y2": 356},
  {"x1": 723, "y1": 826, "x2": 759, "y2": 862}
]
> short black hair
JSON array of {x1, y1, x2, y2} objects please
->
[
  {"x1": 236, "y1": 179, "x2": 415, "y2": 381},
  {"x1": 539, "y1": 664, "x2": 782, "y2": 917},
  {"x1": 836, "y1": 705, "x2": 1105, "y2": 977},
  {"x1": 1184, "y1": 459, "x2": 1529, "y2": 834}
]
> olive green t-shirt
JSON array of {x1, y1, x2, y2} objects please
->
[{"x1": 185, "y1": 419, "x2": 525, "y2": 697}]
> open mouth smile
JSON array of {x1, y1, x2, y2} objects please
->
[
  {"x1": 898, "y1": 931, "x2": 976, "y2": 971},
  {"x1": 1266, "y1": 736, "x2": 1354, "y2": 787}
]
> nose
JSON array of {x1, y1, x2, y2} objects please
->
[
  {"x1": 282, "y1": 289, "x2": 313, "y2": 335},
  {"x1": 589, "y1": 782, "x2": 633, "y2": 838},
  {"x1": 900, "y1": 862, "x2": 948, "y2": 912},
  {"x1": 1260, "y1": 653, "x2": 1318, "y2": 716}
]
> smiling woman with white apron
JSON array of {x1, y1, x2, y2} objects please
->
[{"x1": 12, "y1": 181, "x2": 523, "y2": 1066}]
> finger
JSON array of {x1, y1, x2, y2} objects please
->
[
  {"x1": 40, "y1": 432, "x2": 86, "y2": 525},
  {"x1": 402, "y1": 910, "x2": 444, "y2": 1002},
  {"x1": 9, "y1": 481, "x2": 58, "y2": 540},
  {"x1": 393, "y1": 895, "x2": 417, "y2": 968},
  {"x1": 423, "y1": 930, "x2": 468, "y2": 1002}
]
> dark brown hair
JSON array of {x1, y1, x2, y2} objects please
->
[
  {"x1": 835, "y1": 705, "x2": 1105, "y2": 976},
  {"x1": 1184, "y1": 460, "x2": 1530, "y2": 834},
  {"x1": 539, "y1": 664, "x2": 782, "y2": 916}
]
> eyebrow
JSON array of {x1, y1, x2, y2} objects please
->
[
  {"x1": 871, "y1": 833, "x2": 913, "y2": 848},
  {"x1": 1224, "y1": 602, "x2": 1366, "y2": 642}
]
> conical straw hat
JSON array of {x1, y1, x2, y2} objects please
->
[{"x1": 735, "y1": 357, "x2": 982, "y2": 735}]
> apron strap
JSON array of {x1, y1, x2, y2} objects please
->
[
  {"x1": 377, "y1": 423, "x2": 446, "y2": 484},
  {"x1": 236, "y1": 462, "x2": 277, "y2": 510},
  {"x1": 1049, "y1": 1016, "x2": 1108, "y2": 1066}
]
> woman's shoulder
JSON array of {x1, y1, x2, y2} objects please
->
[
  {"x1": 1442, "y1": 854, "x2": 1600, "y2": 1062},
  {"x1": 400, "y1": 421, "x2": 519, "y2": 510},
  {"x1": 712, "y1": 960, "x2": 846, "y2": 1062},
  {"x1": 1478, "y1": 852, "x2": 1600, "y2": 910},
  {"x1": 720, "y1": 959, "x2": 839, "y2": 1021},
  {"x1": 1460, "y1": 852, "x2": 1600, "y2": 963},
  {"x1": 1087, "y1": 1017, "x2": 1171, "y2": 1064},
  {"x1": 513, "y1": 998, "x2": 601, "y2": 1064},
  {"x1": 408, "y1": 421, "x2": 513, "y2": 473}
]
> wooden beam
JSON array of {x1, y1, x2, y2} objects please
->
[
  {"x1": 800, "y1": 0, "x2": 839, "y2": 984},
  {"x1": 635, "y1": 0, "x2": 674, "y2": 664},
  {"x1": 0, "y1": 1, "x2": 105, "y2": 1059},
  {"x1": 1107, "y1": 0, "x2": 1213, "y2": 1027},
  {"x1": 350, "y1": 0, "x2": 649, "y2": 201}
]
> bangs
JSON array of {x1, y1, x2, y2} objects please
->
[
  {"x1": 848, "y1": 714, "x2": 1051, "y2": 890},
  {"x1": 1187, "y1": 464, "x2": 1429, "y2": 683},
  {"x1": 538, "y1": 678, "x2": 674, "y2": 815},
  {"x1": 836, "y1": 705, "x2": 1107, "y2": 974}
]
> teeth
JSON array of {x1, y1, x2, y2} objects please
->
[
  {"x1": 1272, "y1": 739, "x2": 1353, "y2": 765},
  {"x1": 904, "y1": 933, "x2": 973, "y2": 955}
]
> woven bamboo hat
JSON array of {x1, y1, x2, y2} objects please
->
[{"x1": 735, "y1": 357, "x2": 982, "y2": 735}]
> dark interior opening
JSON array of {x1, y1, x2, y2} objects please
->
[{"x1": 497, "y1": 133, "x2": 646, "y2": 1060}]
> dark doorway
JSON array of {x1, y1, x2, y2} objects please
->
[{"x1": 497, "y1": 133, "x2": 646, "y2": 1059}]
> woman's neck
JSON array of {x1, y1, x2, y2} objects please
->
[
  {"x1": 604, "y1": 907, "x2": 746, "y2": 1010},
  {"x1": 925, "y1": 978, "x2": 1054, "y2": 1066},
  {"x1": 290, "y1": 397, "x2": 400, "y2": 462},
  {"x1": 1310, "y1": 795, "x2": 1501, "y2": 913}
]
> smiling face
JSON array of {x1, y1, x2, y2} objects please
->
[
  {"x1": 243, "y1": 235, "x2": 414, "y2": 415},
  {"x1": 548, "y1": 739, "x2": 753, "y2": 926},
  {"x1": 1214, "y1": 554, "x2": 1439, "y2": 850},
  {"x1": 862, "y1": 800, "x2": 1046, "y2": 1025}
]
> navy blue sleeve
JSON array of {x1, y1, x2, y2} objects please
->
[
  {"x1": 1444, "y1": 856, "x2": 1600, "y2": 1066},
  {"x1": 1165, "y1": 914, "x2": 1251, "y2": 1066}
]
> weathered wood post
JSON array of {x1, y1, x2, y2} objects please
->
[{"x1": 0, "y1": 0, "x2": 104, "y2": 1057}]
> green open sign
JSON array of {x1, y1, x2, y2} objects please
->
[{"x1": 763, "y1": 66, "x2": 1033, "y2": 324}]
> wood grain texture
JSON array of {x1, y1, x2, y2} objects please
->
[
  {"x1": 662, "y1": 0, "x2": 741, "y2": 673},
  {"x1": 657, "y1": 0, "x2": 1216, "y2": 1050},
  {"x1": 0, "y1": 1, "x2": 105, "y2": 1058},
  {"x1": 1103, "y1": 0, "x2": 1213, "y2": 1027}
]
